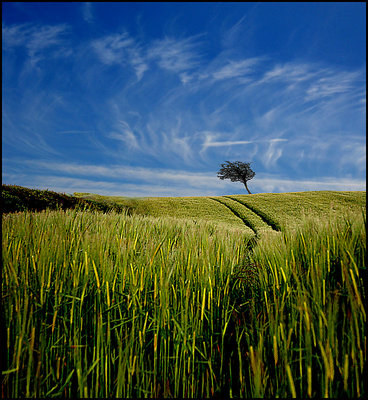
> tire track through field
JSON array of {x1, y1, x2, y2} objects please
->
[
  {"x1": 226, "y1": 196, "x2": 282, "y2": 232},
  {"x1": 210, "y1": 197, "x2": 259, "y2": 236}
]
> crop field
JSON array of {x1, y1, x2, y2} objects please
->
[
  {"x1": 2, "y1": 188, "x2": 366, "y2": 398},
  {"x1": 74, "y1": 190, "x2": 366, "y2": 232}
]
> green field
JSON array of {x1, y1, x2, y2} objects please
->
[
  {"x1": 74, "y1": 190, "x2": 365, "y2": 233},
  {"x1": 2, "y1": 187, "x2": 366, "y2": 398}
]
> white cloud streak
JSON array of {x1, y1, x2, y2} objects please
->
[
  {"x1": 252, "y1": 176, "x2": 366, "y2": 193},
  {"x1": 91, "y1": 33, "x2": 135, "y2": 64},
  {"x1": 108, "y1": 120, "x2": 139, "y2": 149},
  {"x1": 305, "y1": 70, "x2": 363, "y2": 101},
  {"x1": 147, "y1": 35, "x2": 203, "y2": 74},
  {"x1": 21, "y1": 160, "x2": 218, "y2": 188},
  {"x1": 2, "y1": 23, "x2": 70, "y2": 66},
  {"x1": 90, "y1": 33, "x2": 203, "y2": 82},
  {"x1": 212, "y1": 58, "x2": 262, "y2": 81},
  {"x1": 82, "y1": 2, "x2": 94, "y2": 23},
  {"x1": 205, "y1": 140, "x2": 254, "y2": 147},
  {"x1": 91, "y1": 32, "x2": 148, "y2": 80}
]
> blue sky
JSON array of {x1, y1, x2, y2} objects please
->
[{"x1": 2, "y1": 2, "x2": 366, "y2": 196}]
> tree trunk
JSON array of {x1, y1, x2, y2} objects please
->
[{"x1": 244, "y1": 181, "x2": 252, "y2": 194}]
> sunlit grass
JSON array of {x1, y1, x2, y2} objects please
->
[
  {"x1": 2, "y1": 204, "x2": 366, "y2": 397},
  {"x1": 235, "y1": 212, "x2": 367, "y2": 397},
  {"x1": 210, "y1": 196, "x2": 272, "y2": 236},
  {"x1": 2, "y1": 210, "x2": 250, "y2": 397},
  {"x1": 230, "y1": 191, "x2": 366, "y2": 231}
]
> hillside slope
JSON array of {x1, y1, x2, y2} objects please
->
[
  {"x1": 228, "y1": 191, "x2": 366, "y2": 231},
  {"x1": 3, "y1": 185, "x2": 365, "y2": 234},
  {"x1": 75, "y1": 190, "x2": 366, "y2": 232}
]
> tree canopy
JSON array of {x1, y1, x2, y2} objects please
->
[{"x1": 217, "y1": 161, "x2": 255, "y2": 194}]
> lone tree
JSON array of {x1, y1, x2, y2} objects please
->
[{"x1": 217, "y1": 161, "x2": 255, "y2": 194}]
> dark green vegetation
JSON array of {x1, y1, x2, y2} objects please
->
[
  {"x1": 2, "y1": 185, "x2": 129, "y2": 214},
  {"x1": 2, "y1": 186, "x2": 366, "y2": 398}
]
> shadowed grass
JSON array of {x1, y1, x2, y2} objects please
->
[{"x1": 2, "y1": 185, "x2": 129, "y2": 214}]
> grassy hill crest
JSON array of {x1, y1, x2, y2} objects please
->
[{"x1": 3, "y1": 184, "x2": 365, "y2": 235}]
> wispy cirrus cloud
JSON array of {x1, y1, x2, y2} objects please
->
[
  {"x1": 200, "y1": 133, "x2": 287, "y2": 168},
  {"x1": 2, "y1": 23, "x2": 32, "y2": 47},
  {"x1": 305, "y1": 70, "x2": 364, "y2": 101},
  {"x1": 2, "y1": 5, "x2": 365, "y2": 196},
  {"x1": 19, "y1": 160, "x2": 220, "y2": 189},
  {"x1": 203, "y1": 139, "x2": 254, "y2": 148},
  {"x1": 252, "y1": 176, "x2": 365, "y2": 194},
  {"x1": 262, "y1": 139, "x2": 286, "y2": 169},
  {"x1": 201, "y1": 135, "x2": 286, "y2": 150},
  {"x1": 108, "y1": 120, "x2": 140, "y2": 149},
  {"x1": 210, "y1": 57, "x2": 263, "y2": 82},
  {"x1": 81, "y1": 2, "x2": 94, "y2": 24},
  {"x1": 90, "y1": 33, "x2": 203, "y2": 82},
  {"x1": 257, "y1": 62, "x2": 365, "y2": 104},
  {"x1": 91, "y1": 32, "x2": 135, "y2": 64},
  {"x1": 147, "y1": 35, "x2": 203, "y2": 75},
  {"x1": 2, "y1": 23, "x2": 71, "y2": 66},
  {"x1": 95, "y1": 53, "x2": 364, "y2": 177},
  {"x1": 260, "y1": 62, "x2": 318, "y2": 84},
  {"x1": 91, "y1": 32, "x2": 148, "y2": 80}
]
